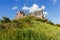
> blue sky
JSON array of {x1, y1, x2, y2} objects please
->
[{"x1": 0, "y1": 0, "x2": 60, "y2": 24}]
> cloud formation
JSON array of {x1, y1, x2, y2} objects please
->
[
  {"x1": 22, "y1": 4, "x2": 45, "y2": 13},
  {"x1": 12, "y1": 6, "x2": 18, "y2": 10},
  {"x1": 22, "y1": 4, "x2": 48, "y2": 17},
  {"x1": 43, "y1": 12, "x2": 48, "y2": 17}
]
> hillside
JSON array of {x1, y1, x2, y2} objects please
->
[{"x1": 0, "y1": 16, "x2": 60, "y2": 40}]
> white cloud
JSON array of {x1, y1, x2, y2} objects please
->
[
  {"x1": 29, "y1": 4, "x2": 39, "y2": 12},
  {"x1": 43, "y1": 12, "x2": 48, "y2": 15},
  {"x1": 22, "y1": 6, "x2": 30, "y2": 10},
  {"x1": 12, "y1": 6, "x2": 18, "y2": 10},
  {"x1": 41, "y1": 5, "x2": 45, "y2": 9},
  {"x1": 22, "y1": 4, "x2": 48, "y2": 17},
  {"x1": 43, "y1": 12, "x2": 48, "y2": 17},
  {"x1": 22, "y1": 4, "x2": 45, "y2": 13}
]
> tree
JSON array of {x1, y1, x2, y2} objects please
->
[{"x1": 1, "y1": 16, "x2": 11, "y2": 23}]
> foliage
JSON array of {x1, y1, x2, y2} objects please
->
[
  {"x1": 0, "y1": 16, "x2": 11, "y2": 23},
  {"x1": 47, "y1": 21, "x2": 54, "y2": 25},
  {"x1": 55, "y1": 24, "x2": 60, "y2": 27},
  {"x1": 0, "y1": 16, "x2": 60, "y2": 40},
  {"x1": 35, "y1": 18, "x2": 54, "y2": 25}
]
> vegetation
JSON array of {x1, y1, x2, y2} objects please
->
[
  {"x1": 0, "y1": 16, "x2": 60, "y2": 40},
  {"x1": 0, "y1": 16, "x2": 11, "y2": 23},
  {"x1": 55, "y1": 24, "x2": 60, "y2": 27}
]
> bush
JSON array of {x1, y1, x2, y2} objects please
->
[
  {"x1": 0, "y1": 16, "x2": 59, "y2": 40},
  {"x1": 55, "y1": 24, "x2": 60, "y2": 27},
  {"x1": 47, "y1": 21, "x2": 54, "y2": 25},
  {"x1": 0, "y1": 16, "x2": 11, "y2": 23},
  {"x1": 36, "y1": 18, "x2": 45, "y2": 22}
]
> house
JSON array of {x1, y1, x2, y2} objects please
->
[
  {"x1": 34, "y1": 9, "x2": 44, "y2": 19},
  {"x1": 15, "y1": 11, "x2": 25, "y2": 19},
  {"x1": 15, "y1": 10, "x2": 44, "y2": 19}
]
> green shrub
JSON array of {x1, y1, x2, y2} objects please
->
[
  {"x1": 0, "y1": 16, "x2": 11, "y2": 23},
  {"x1": 55, "y1": 24, "x2": 60, "y2": 27},
  {"x1": 36, "y1": 18, "x2": 45, "y2": 22},
  {"x1": 0, "y1": 16, "x2": 60, "y2": 40},
  {"x1": 47, "y1": 21, "x2": 54, "y2": 25}
]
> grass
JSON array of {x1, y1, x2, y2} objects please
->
[{"x1": 0, "y1": 16, "x2": 60, "y2": 40}]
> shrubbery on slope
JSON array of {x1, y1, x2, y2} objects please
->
[{"x1": 0, "y1": 16, "x2": 60, "y2": 40}]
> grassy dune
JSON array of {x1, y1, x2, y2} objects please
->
[{"x1": 0, "y1": 16, "x2": 60, "y2": 40}]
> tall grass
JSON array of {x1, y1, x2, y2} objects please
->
[{"x1": 0, "y1": 16, "x2": 60, "y2": 40}]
